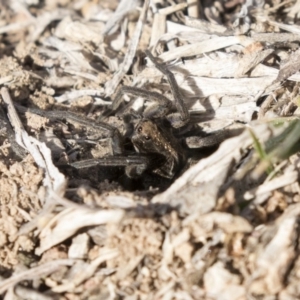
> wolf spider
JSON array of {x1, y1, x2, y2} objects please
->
[{"x1": 1, "y1": 50, "x2": 229, "y2": 186}]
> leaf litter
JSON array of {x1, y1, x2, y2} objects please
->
[{"x1": 1, "y1": 0, "x2": 300, "y2": 299}]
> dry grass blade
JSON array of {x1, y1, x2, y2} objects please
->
[
  {"x1": 0, "y1": 259, "x2": 74, "y2": 295},
  {"x1": 52, "y1": 248, "x2": 119, "y2": 293},
  {"x1": 102, "y1": 0, "x2": 138, "y2": 36},
  {"x1": 158, "y1": 35, "x2": 251, "y2": 62},
  {"x1": 104, "y1": 0, "x2": 150, "y2": 96},
  {"x1": 36, "y1": 207, "x2": 124, "y2": 255}
]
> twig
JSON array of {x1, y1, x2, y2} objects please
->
[
  {"x1": 0, "y1": 259, "x2": 74, "y2": 295},
  {"x1": 104, "y1": 0, "x2": 150, "y2": 97},
  {"x1": 55, "y1": 89, "x2": 106, "y2": 103}
]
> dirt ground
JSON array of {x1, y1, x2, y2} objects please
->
[{"x1": 1, "y1": 0, "x2": 300, "y2": 299}]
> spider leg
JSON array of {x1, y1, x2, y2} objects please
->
[
  {"x1": 152, "y1": 156, "x2": 178, "y2": 179},
  {"x1": 186, "y1": 131, "x2": 229, "y2": 149},
  {"x1": 185, "y1": 127, "x2": 244, "y2": 148},
  {"x1": 15, "y1": 105, "x2": 124, "y2": 155},
  {"x1": 0, "y1": 105, "x2": 27, "y2": 158},
  {"x1": 65, "y1": 154, "x2": 164, "y2": 178},
  {"x1": 145, "y1": 50, "x2": 190, "y2": 127},
  {"x1": 112, "y1": 86, "x2": 173, "y2": 119}
]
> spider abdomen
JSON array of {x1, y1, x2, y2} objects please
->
[{"x1": 132, "y1": 119, "x2": 183, "y2": 178}]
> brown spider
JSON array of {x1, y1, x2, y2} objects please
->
[{"x1": 1, "y1": 50, "x2": 232, "y2": 187}]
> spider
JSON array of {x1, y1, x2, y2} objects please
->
[{"x1": 1, "y1": 50, "x2": 233, "y2": 188}]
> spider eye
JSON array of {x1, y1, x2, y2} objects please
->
[
  {"x1": 145, "y1": 135, "x2": 150, "y2": 140},
  {"x1": 137, "y1": 127, "x2": 142, "y2": 132}
]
